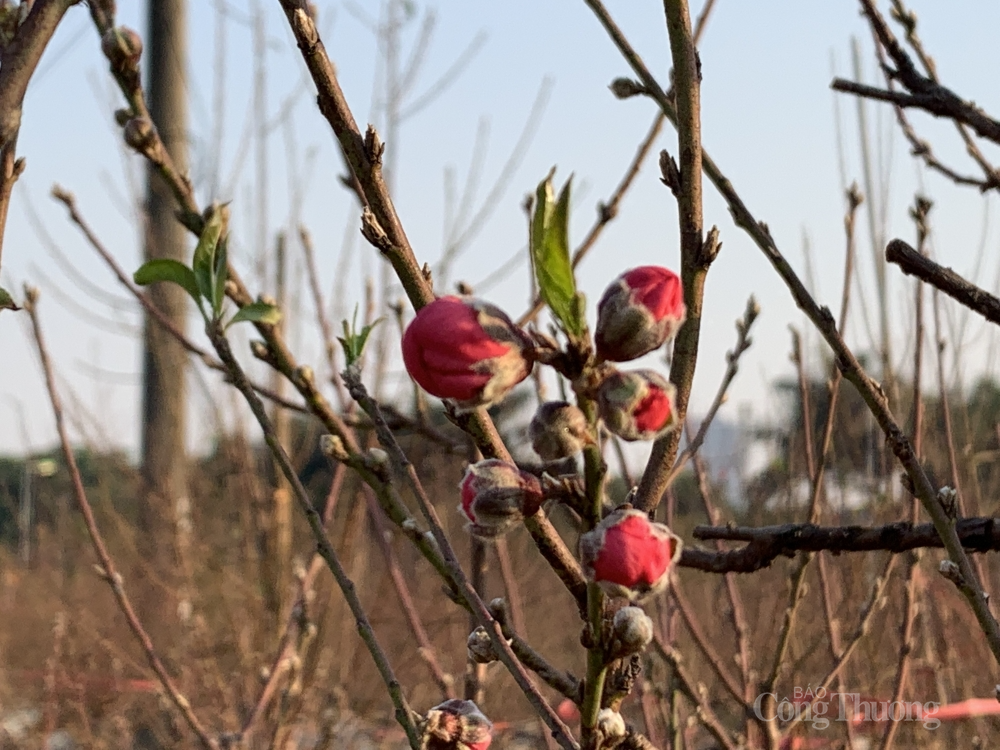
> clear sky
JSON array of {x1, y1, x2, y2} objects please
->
[{"x1": 2, "y1": 1, "x2": 1000, "y2": 458}]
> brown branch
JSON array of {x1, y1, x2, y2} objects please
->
[
  {"x1": 0, "y1": 0, "x2": 78, "y2": 273},
  {"x1": 241, "y1": 463, "x2": 348, "y2": 741},
  {"x1": 634, "y1": 0, "x2": 711, "y2": 514},
  {"x1": 207, "y1": 323, "x2": 422, "y2": 748},
  {"x1": 830, "y1": 0, "x2": 1000, "y2": 148},
  {"x1": 275, "y1": 0, "x2": 584, "y2": 605},
  {"x1": 651, "y1": 638, "x2": 737, "y2": 750},
  {"x1": 587, "y1": 0, "x2": 1000, "y2": 662},
  {"x1": 886, "y1": 238, "x2": 1000, "y2": 327},
  {"x1": 670, "y1": 580, "x2": 744, "y2": 706},
  {"x1": 342, "y1": 365, "x2": 579, "y2": 749},
  {"x1": 24, "y1": 288, "x2": 219, "y2": 750},
  {"x1": 691, "y1": 516, "x2": 1000, "y2": 557},
  {"x1": 881, "y1": 195, "x2": 930, "y2": 750}
]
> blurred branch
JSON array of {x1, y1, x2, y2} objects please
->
[
  {"x1": 831, "y1": 0, "x2": 1000, "y2": 147},
  {"x1": 207, "y1": 322, "x2": 423, "y2": 748},
  {"x1": 886, "y1": 238, "x2": 1000, "y2": 327},
  {"x1": 24, "y1": 288, "x2": 219, "y2": 750}
]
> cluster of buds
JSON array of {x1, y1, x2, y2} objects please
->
[
  {"x1": 580, "y1": 508, "x2": 682, "y2": 600},
  {"x1": 597, "y1": 370, "x2": 678, "y2": 442},
  {"x1": 402, "y1": 296, "x2": 534, "y2": 412},
  {"x1": 459, "y1": 460, "x2": 543, "y2": 538},
  {"x1": 529, "y1": 400, "x2": 593, "y2": 461},
  {"x1": 422, "y1": 700, "x2": 493, "y2": 750},
  {"x1": 595, "y1": 265, "x2": 685, "y2": 363}
]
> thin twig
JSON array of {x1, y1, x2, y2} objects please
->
[
  {"x1": 24, "y1": 288, "x2": 219, "y2": 750},
  {"x1": 651, "y1": 638, "x2": 737, "y2": 750},
  {"x1": 583, "y1": 0, "x2": 1000, "y2": 662},
  {"x1": 207, "y1": 323, "x2": 422, "y2": 748},
  {"x1": 342, "y1": 366, "x2": 579, "y2": 749},
  {"x1": 881, "y1": 196, "x2": 930, "y2": 750}
]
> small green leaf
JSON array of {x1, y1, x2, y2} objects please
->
[
  {"x1": 192, "y1": 203, "x2": 228, "y2": 303},
  {"x1": 530, "y1": 170, "x2": 582, "y2": 337},
  {"x1": 212, "y1": 236, "x2": 229, "y2": 316},
  {"x1": 338, "y1": 305, "x2": 383, "y2": 366},
  {"x1": 133, "y1": 259, "x2": 200, "y2": 301},
  {"x1": 227, "y1": 300, "x2": 281, "y2": 328},
  {"x1": 0, "y1": 286, "x2": 18, "y2": 312}
]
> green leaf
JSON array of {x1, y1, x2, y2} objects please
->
[
  {"x1": 133, "y1": 259, "x2": 200, "y2": 301},
  {"x1": 212, "y1": 236, "x2": 228, "y2": 317},
  {"x1": 338, "y1": 305, "x2": 383, "y2": 366},
  {"x1": 530, "y1": 170, "x2": 582, "y2": 337},
  {"x1": 192, "y1": 203, "x2": 228, "y2": 303},
  {"x1": 0, "y1": 286, "x2": 18, "y2": 312},
  {"x1": 227, "y1": 300, "x2": 281, "y2": 329}
]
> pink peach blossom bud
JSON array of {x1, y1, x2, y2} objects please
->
[
  {"x1": 459, "y1": 459, "x2": 542, "y2": 537},
  {"x1": 529, "y1": 401, "x2": 593, "y2": 461},
  {"x1": 608, "y1": 605, "x2": 654, "y2": 658},
  {"x1": 595, "y1": 266, "x2": 686, "y2": 362},
  {"x1": 402, "y1": 296, "x2": 533, "y2": 412},
  {"x1": 423, "y1": 699, "x2": 493, "y2": 750},
  {"x1": 580, "y1": 508, "x2": 682, "y2": 600},
  {"x1": 597, "y1": 369, "x2": 678, "y2": 442}
]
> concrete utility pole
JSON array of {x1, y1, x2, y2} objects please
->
[{"x1": 140, "y1": 0, "x2": 190, "y2": 571}]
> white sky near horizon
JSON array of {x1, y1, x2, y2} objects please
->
[{"x1": 2, "y1": 0, "x2": 1000, "y2": 460}]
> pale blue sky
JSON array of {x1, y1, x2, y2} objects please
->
[{"x1": 3, "y1": 1, "x2": 1000, "y2": 457}]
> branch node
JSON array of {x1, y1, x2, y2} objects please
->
[{"x1": 658, "y1": 149, "x2": 681, "y2": 197}]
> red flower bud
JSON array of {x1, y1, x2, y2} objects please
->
[
  {"x1": 423, "y1": 699, "x2": 493, "y2": 750},
  {"x1": 597, "y1": 369, "x2": 678, "y2": 442},
  {"x1": 402, "y1": 296, "x2": 533, "y2": 411},
  {"x1": 595, "y1": 265, "x2": 686, "y2": 362},
  {"x1": 529, "y1": 401, "x2": 593, "y2": 461},
  {"x1": 580, "y1": 508, "x2": 682, "y2": 600},
  {"x1": 459, "y1": 459, "x2": 542, "y2": 537}
]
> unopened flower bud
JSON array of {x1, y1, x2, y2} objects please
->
[
  {"x1": 580, "y1": 508, "x2": 682, "y2": 600},
  {"x1": 596, "y1": 708, "x2": 627, "y2": 746},
  {"x1": 609, "y1": 77, "x2": 644, "y2": 100},
  {"x1": 598, "y1": 369, "x2": 678, "y2": 442},
  {"x1": 608, "y1": 606, "x2": 654, "y2": 659},
  {"x1": 123, "y1": 117, "x2": 157, "y2": 155},
  {"x1": 529, "y1": 401, "x2": 593, "y2": 461},
  {"x1": 467, "y1": 626, "x2": 499, "y2": 664},
  {"x1": 402, "y1": 296, "x2": 534, "y2": 412},
  {"x1": 101, "y1": 26, "x2": 143, "y2": 71},
  {"x1": 423, "y1": 699, "x2": 493, "y2": 750},
  {"x1": 595, "y1": 266, "x2": 686, "y2": 362},
  {"x1": 459, "y1": 460, "x2": 542, "y2": 538}
]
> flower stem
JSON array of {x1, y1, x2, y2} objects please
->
[{"x1": 578, "y1": 398, "x2": 608, "y2": 740}]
